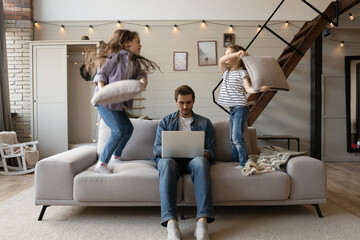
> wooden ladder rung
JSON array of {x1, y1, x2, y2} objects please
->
[
  {"x1": 283, "y1": 36, "x2": 305, "y2": 53},
  {"x1": 277, "y1": 51, "x2": 293, "y2": 66},
  {"x1": 293, "y1": 18, "x2": 318, "y2": 40}
]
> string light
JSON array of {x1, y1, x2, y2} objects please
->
[
  {"x1": 340, "y1": 41, "x2": 344, "y2": 47},
  {"x1": 32, "y1": 20, "x2": 297, "y2": 33},
  {"x1": 60, "y1": 24, "x2": 65, "y2": 31},
  {"x1": 349, "y1": 13, "x2": 354, "y2": 20},
  {"x1": 201, "y1": 20, "x2": 206, "y2": 27},
  {"x1": 257, "y1": 25, "x2": 262, "y2": 32},
  {"x1": 32, "y1": 16, "x2": 360, "y2": 34},
  {"x1": 173, "y1": 24, "x2": 178, "y2": 31}
]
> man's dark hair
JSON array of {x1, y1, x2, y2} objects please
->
[{"x1": 174, "y1": 85, "x2": 195, "y2": 101}]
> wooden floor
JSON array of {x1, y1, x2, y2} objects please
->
[
  {"x1": 0, "y1": 162, "x2": 359, "y2": 216},
  {"x1": 325, "y1": 162, "x2": 360, "y2": 217}
]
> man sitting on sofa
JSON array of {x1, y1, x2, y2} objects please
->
[{"x1": 152, "y1": 85, "x2": 216, "y2": 240}]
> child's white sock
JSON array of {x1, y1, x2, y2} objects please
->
[
  {"x1": 94, "y1": 161, "x2": 111, "y2": 174},
  {"x1": 194, "y1": 220, "x2": 210, "y2": 240},
  {"x1": 109, "y1": 155, "x2": 122, "y2": 164},
  {"x1": 167, "y1": 220, "x2": 182, "y2": 240}
]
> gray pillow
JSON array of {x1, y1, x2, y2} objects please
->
[
  {"x1": 241, "y1": 55, "x2": 289, "y2": 92},
  {"x1": 91, "y1": 80, "x2": 143, "y2": 105}
]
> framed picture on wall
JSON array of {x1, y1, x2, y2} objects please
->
[
  {"x1": 197, "y1": 41, "x2": 218, "y2": 66},
  {"x1": 173, "y1": 51, "x2": 188, "y2": 71},
  {"x1": 223, "y1": 33, "x2": 235, "y2": 47}
]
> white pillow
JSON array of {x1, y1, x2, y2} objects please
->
[
  {"x1": 241, "y1": 55, "x2": 289, "y2": 92},
  {"x1": 91, "y1": 80, "x2": 143, "y2": 105}
]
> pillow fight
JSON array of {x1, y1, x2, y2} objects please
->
[{"x1": 85, "y1": 29, "x2": 293, "y2": 240}]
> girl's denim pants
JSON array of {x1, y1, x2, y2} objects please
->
[
  {"x1": 96, "y1": 105, "x2": 134, "y2": 163},
  {"x1": 229, "y1": 105, "x2": 249, "y2": 166}
]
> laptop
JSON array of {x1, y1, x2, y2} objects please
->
[{"x1": 162, "y1": 131, "x2": 205, "y2": 158}]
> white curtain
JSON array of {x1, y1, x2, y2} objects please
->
[{"x1": 0, "y1": 1, "x2": 13, "y2": 131}]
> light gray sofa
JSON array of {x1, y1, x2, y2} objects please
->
[{"x1": 35, "y1": 118, "x2": 326, "y2": 220}]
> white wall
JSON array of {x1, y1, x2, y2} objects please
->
[
  {"x1": 31, "y1": 0, "x2": 360, "y2": 160},
  {"x1": 33, "y1": 19, "x2": 312, "y2": 152},
  {"x1": 33, "y1": 0, "x2": 331, "y2": 21}
]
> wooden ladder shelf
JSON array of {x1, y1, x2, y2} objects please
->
[{"x1": 247, "y1": 0, "x2": 360, "y2": 126}]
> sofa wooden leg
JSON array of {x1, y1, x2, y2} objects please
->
[
  {"x1": 311, "y1": 204, "x2": 324, "y2": 218},
  {"x1": 38, "y1": 205, "x2": 50, "y2": 221}
]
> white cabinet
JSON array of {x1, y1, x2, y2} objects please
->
[{"x1": 30, "y1": 41, "x2": 101, "y2": 158}]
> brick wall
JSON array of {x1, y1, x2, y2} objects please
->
[
  {"x1": 3, "y1": 0, "x2": 32, "y2": 21},
  {"x1": 4, "y1": 0, "x2": 33, "y2": 142}
]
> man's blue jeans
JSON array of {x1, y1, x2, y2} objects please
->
[
  {"x1": 229, "y1": 105, "x2": 249, "y2": 166},
  {"x1": 155, "y1": 157, "x2": 215, "y2": 226},
  {"x1": 96, "y1": 105, "x2": 134, "y2": 163}
]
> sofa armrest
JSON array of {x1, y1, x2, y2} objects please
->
[
  {"x1": 286, "y1": 156, "x2": 327, "y2": 200},
  {"x1": 35, "y1": 146, "x2": 97, "y2": 201}
]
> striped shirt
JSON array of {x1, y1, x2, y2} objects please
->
[{"x1": 218, "y1": 69, "x2": 249, "y2": 107}]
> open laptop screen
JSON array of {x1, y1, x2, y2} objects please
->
[{"x1": 161, "y1": 131, "x2": 205, "y2": 158}]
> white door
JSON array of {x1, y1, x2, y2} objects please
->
[{"x1": 32, "y1": 45, "x2": 68, "y2": 158}]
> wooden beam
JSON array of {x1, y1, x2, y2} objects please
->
[{"x1": 248, "y1": 91, "x2": 277, "y2": 126}]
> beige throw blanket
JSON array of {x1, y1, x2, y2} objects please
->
[{"x1": 241, "y1": 145, "x2": 308, "y2": 176}]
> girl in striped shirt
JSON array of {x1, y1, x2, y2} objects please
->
[{"x1": 218, "y1": 45, "x2": 269, "y2": 167}]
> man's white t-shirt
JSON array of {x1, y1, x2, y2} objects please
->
[{"x1": 179, "y1": 116, "x2": 193, "y2": 131}]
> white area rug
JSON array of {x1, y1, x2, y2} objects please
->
[{"x1": 1, "y1": 187, "x2": 359, "y2": 240}]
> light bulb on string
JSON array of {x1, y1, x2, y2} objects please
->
[
  {"x1": 340, "y1": 41, "x2": 344, "y2": 48},
  {"x1": 145, "y1": 24, "x2": 149, "y2": 31},
  {"x1": 34, "y1": 21, "x2": 39, "y2": 27},
  {"x1": 229, "y1": 24, "x2": 234, "y2": 31},
  {"x1": 349, "y1": 13, "x2": 354, "y2": 20},
  {"x1": 117, "y1": 20, "x2": 122, "y2": 28},
  {"x1": 89, "y1": 25, "x2": 94, "y2": 32},
  {"x1": 330, "y1": 22, "x2": 334, "y2": 27},
  {"x1": 285, "y1": 21, "x2": 289, "y2": 27},
  {"x1": 201, "y1": 20, "x2": 206, "y2": 28},
  {"x1": 60, "y1": 24, "x2": 65, "y2": 32},
  {"x1": 173, "y1": 24, "x2": 178, "y2": 31},
  {"x1": 257, "y1": 25, "x2": 262, "y2": 32}
]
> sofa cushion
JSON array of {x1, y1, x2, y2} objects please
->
[
  {"x1": 74, "y1": 160, "x2": 182, "y2": 203},
  {"x1": 98, "y1": 119, "x2": 160, "y2": 160},
  {"x1": 183, "y1": 162, "x2": 290, "y2": 203},
  {"x1": 212, "y1": 120, "x2": 258, "y2": 161}
]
